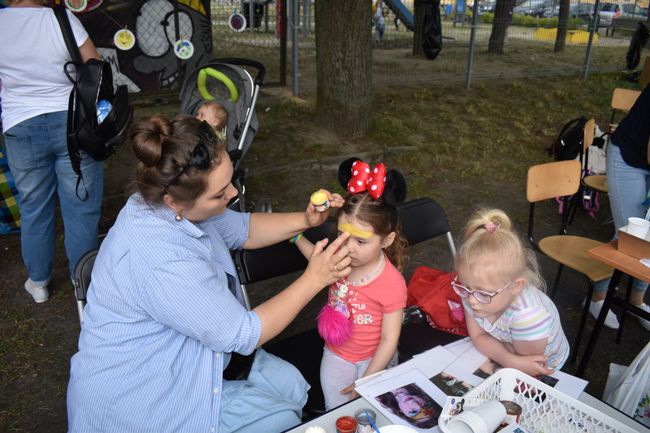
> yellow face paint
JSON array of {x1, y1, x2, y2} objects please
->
[{"x1": 338, "y1": 223, "x2": 373, "y2": 239}]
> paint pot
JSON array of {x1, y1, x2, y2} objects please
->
[
  {"x1": 354, "y1": 408, "x2": 377, "y2": 433},
  {"x1": 336, "y1": 415, "x2": 358, "y2": 433}
]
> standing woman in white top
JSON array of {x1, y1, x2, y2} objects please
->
[{"x1": 0, "y1": 0, "x2": 102, "y2": 303}]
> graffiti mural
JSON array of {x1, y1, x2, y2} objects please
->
[{"x1": 50, "y1": 0, "x2": 212, "y2": 92}]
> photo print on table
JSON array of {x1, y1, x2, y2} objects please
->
[
  {"x1": 375, "y1": 382, "x2": 442, "y2": 429},
  {"x1": 430, "y1": 372, "x2": 473, "y2": 397},
  {"x1": 472, "y1": 360, "x2": 559, "y2": 388}
]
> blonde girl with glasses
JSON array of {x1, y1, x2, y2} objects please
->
[{"x1": 454, "y1": 208, "x2": 570, "y2": 377}]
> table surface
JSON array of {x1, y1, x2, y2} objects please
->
[{"x1": 587, "y1": 241, "x2": 650, "y2": 284}]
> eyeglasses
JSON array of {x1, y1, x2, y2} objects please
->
[
  {"x1": 164, "y1": 121, "x2": 216, "y2": 187},
  {"x1": 451, "y1": 276, "x2": 512, "y2": 304}
]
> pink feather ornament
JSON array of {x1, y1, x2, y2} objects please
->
[{"x1": 317, "y1": 304, "x2": 353, "y2": 346}]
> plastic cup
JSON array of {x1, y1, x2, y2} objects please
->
[
  {"x1": 627, "y1": 217, "x2": 650, "y2": 239},
  {"x1": 446, "y1": 401, "x2": 507, "y2": 433},
  {"x1": 354, "y1": 408, "x2": 377, "y2": 433}
]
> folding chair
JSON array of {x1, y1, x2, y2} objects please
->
[
  {"x1": 72, "y1": 248, "x2": 99, "y2": 325},
  {"x1": 233, "y1": 197, "x2": 460, "y2": 419},
  {"x1": 527, "y1": 160, "x2": 613, "y2": 364}
]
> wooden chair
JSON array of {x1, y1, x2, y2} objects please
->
[
  {"x1": 527, "y1": 160, "x2": 613, "y2": 364},
  {"x1": 584, "y1": 88, "x2": 641, "y2": 196}
]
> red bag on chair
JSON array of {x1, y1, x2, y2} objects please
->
[{"x1": 406, "y1": 266, "x2": 468, "y2": 336}]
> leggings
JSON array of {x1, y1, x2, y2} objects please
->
[{"x1": 320, "y1": 346, "x2": 397, "y2": 411}]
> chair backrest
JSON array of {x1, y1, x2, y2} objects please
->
[
  {"x1": 527, "y1": 160, "x2": 581, "y2": 203},
  {"x1": 527, "y1": 160, "x2": 582, "y2": 247},
  {"x1": 611, "y1": 87, "x2": 641, "y2": 112},
  {"x1": 234, "y1": 197, "x2": 456, "y2": 291},
  {"x1": 72, "y1": 248, "x2": 99, "y2": 324}
]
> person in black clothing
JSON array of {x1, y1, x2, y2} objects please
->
[{"x1": 590, "y1": 84, "x2": 650, "y2": 331}]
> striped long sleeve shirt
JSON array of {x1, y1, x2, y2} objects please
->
[
  {"x1": 67, "y1": 194, "x2": 261, "y2": 433},
  {"x1": 463, "y1": 285, "x2": 570, "y2": 370}
]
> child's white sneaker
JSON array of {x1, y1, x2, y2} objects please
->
[
  {"x1": 633, "y1": 303, "x2": 650, "y2": 331},
  {"x1": 24, "y1": 278, "x2": 50, "y2": 303},
  {"x1": 588, "y1": 299, "x2": 620, "y2": 329}
]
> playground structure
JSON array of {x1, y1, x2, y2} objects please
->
[{"x1": 384, "y1": 0, "x2": 415, "y2": 30}]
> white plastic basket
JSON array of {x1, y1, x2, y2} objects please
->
[{"x1": 438, "y1": 368, "x2": 639, "y2": 433}]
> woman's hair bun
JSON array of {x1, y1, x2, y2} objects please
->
[{"x1": 130, "y1": 115, "x2": 172, "y2": 168}]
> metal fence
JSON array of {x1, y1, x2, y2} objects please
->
[{"x1": 208, "y1": 0, "x2": 643, "y2": 92}]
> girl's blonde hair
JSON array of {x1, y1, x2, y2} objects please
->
[{"x1": 455, "y1": 208, "x2": 545, "y2": 291}]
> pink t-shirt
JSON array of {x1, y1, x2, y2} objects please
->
[{"x1": 327, "y1": 258, "x2": 407, "y2": 363}]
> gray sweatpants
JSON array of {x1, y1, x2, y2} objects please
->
[{"x1": 320, "y1": 346, "x2": 398, "y2": 410}]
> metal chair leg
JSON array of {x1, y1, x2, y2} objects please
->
[
  {"x1": 550, "y1": 264, "x2": 565, "y2": 299},
  {"x1": 570, "y1": 278, "x2": 595, "y2": 364},
  {"x1": 616, "y1": 276, "x2": 634, "y2": 344}
]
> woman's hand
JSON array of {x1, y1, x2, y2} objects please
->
[
  {"x1": 303, "y1": 232, "x2": 351, "y2": 288},
  {"x1": 510, "y1": 354, "x2": 554, "y2": 377},
  {"x1": 305, "y1": 190, "x2": 345, "y2": 228}
]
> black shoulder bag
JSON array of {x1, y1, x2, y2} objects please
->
[{"x1": 53, "y1": 7, "x2": 132, "y2": 199}]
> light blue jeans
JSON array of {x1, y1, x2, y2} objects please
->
[
  {"x1": 594, "y1": 142, "x2": 649, "y2": 296},
  {"x1": 219, "y1": 349, "x2": 307, "y2": 433},
  {"x1": 3, "y1": 111, "x2": 103, "y2": 282}
]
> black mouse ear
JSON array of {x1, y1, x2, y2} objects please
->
[
  {"x1": 383, "y1": 169, "x2": 407, "y2": 207},
  {"x1": 338, "y1": 157, "x2": 360, "y2": 190}
]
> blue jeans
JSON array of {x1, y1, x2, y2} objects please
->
[
  {"x1": 3, "y1": 111, "x2": 103, "y2": 282},
  {"x1": 594, "y1": 143, "x2": 649, "y2": 295}
]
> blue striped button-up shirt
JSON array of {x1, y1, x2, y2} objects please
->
[{"x1": 67, "y1": 194, "x2": 262, "y2": 433}]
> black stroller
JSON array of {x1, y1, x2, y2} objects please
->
[{"x1": 179, "y1": 58, "x2": 265, "y2": 212}]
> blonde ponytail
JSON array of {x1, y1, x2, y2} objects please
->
[{"x1": 456, "y1": 208, "x2": 545, "y2": 291}]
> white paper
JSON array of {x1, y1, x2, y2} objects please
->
[
  {"x1": 441, "y1": 340, "x2": 588, "y2": 399},
  {"x1": 356, "y1": 368, "x2": 447, "y2": 433}
]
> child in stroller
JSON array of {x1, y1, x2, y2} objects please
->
[
  {"x1": 196, "y1": 100, "x2": 228, "y2": 140},
  {"x1": 179, "y1": 58, "x2": 265, "y2": 212}
]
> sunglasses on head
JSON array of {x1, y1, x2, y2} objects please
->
[
  {"x1": 164, "y1": 121, "x2": 217, "y2": 188},
  {"x1": 451, "y1": 276, "x2": 513, "y2": 304}
]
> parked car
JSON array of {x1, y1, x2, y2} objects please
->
[
  {"x1": 612, "y1": 3, "x2": 648, "y2": 34},
  {"x1": 543, "y1": 2, "x2": 597, "y2": 23},
  {"x1": 479, "y1": 0, "x2": 496, "y2": 15},
  {"x1": 598, "y1": 2, "x2": 619, "y2": 27},
  {"x1": 513, "y1": 0, "x2": 554, "y2": 18}
]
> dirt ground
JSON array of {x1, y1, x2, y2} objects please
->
[{"x1": 1, "y1": 74, "x2": 649, "y2": 432}]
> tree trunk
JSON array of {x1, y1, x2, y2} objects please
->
[
  {"x1": 488, "y1": 0, "x2": 514, "y2": 54},
  {"x1": 413, "y1": 0, "x2": 426, "y2": 57},
  {"x1": 315, "y1": 0, "x2": 373, "y2": 138},
  {"x1": 554, "y1": 0, "x2": 570, "y2": 52}
]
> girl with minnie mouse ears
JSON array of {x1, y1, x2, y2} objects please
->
[{"x1": 293, "y1": 157, "x2": 409, "y2": 410}]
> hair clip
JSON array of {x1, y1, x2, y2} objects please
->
[{"x1": 485, "y1": 222, "x2": 501, "y2": 234}]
